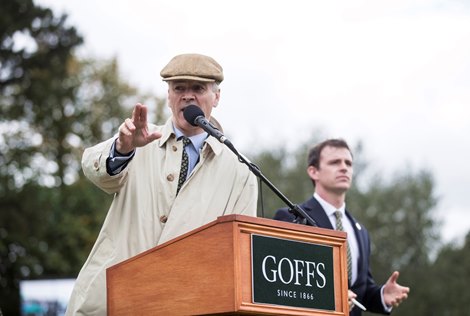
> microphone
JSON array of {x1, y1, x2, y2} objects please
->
[
  {"x1": 183, "y1": 105, "x2": 231, "y2": 145},
  {"x1": 183, "y1": 104, "x2": 317, "y2": 226}
]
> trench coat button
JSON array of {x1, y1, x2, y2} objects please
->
[
  {"x1": 93, "y1": 161, "x2": 99, "y2": 169},
  {"x1": 166, "y1": 174, "x2": 174, "y2": 181},
  {"x1": 172, "y1": 145, "x2": 177, "y2": 152},
  {"x1": 160, "y1": 215, "x2": 168, "y2": 223}
]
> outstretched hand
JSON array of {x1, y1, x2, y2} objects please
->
[
  {"x1": 116, "y1": 103, "x2": 162, "y2": 153},
  {"x1": 383, "y1": 271, "x2": 410, "y2": 308}
]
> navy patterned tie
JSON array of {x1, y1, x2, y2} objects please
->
[
  {"x1": 177, "y1": 137, "x2": 191, "y2": 195},
  {"x1": 335, "y1": 210, "x2": 352, "y2": 283}
]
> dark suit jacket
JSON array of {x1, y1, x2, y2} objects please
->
[{"x1": 274, "y1": 196, "x2": 390, "y2": 316}]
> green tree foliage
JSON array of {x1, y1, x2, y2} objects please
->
[
  {"x1": 418, "y1": 233, "x2": 470, "y2": 315},
  {"x1": 252, "y1": 135, "x2": 320, "y2": 218},
  {"x1": 252, "y1": 134, "x2": 367, "y2": 219},
  {"x1": 251, "y1": 135, "x2": 450, "y2": 315},
  {"x1": 0, "y1": 1, "x2": 167, "y2": 314},
  {"x1": 1, "y1": 1, "x2": 84, "y2": 313},
  {"x1": 350, "y1": 171, "x2": 439, "y2": 316},
  {"x1": 1, "y1": 0, "x2": 83, "y2": 187}
]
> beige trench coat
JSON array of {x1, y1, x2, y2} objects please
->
[{"x1": 65, "y1": 118, "x2": 258, "y2": 315}]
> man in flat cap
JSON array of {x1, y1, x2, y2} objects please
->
[{"x1": 66, "y1": 53, "x2": 258, "y2": 316}]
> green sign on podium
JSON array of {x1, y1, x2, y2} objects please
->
[{"x1": 251, "y1": 234, "x2": 335, "y2": 311}]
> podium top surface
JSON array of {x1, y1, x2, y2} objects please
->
[{"x1": 217, "y1": 214, "x2": 346, "y2": 239}]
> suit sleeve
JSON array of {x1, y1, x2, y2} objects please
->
[
  {"x1": 360, "y1": 229, "x2": 390, "y2": 315},
  {"x1": 273, "y1": 207, "x2": 296, "y2": 222}
]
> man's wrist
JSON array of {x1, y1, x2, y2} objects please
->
[
  {"x1": 115, "y1": 147, "x2": 134, "y2": 156},
  {"x1": 381, "y1": 286, "x2": 393, "y2": 312},
  {"x1": 115, "y1": 139, "x2": 134, "y2": 156}
]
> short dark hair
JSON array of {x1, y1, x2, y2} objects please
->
[{"x1": 307, "y1": 138, "x2": 352, "y2": 168}]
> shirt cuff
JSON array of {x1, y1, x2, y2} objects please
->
[
  {"x1": 106, "y1": 139, "x2": 135, "y2": 175},
  {"x1": 381, "y1": 286, "x2": 393, "y2": 313}
]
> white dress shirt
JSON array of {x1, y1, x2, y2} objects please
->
[{"x1": 314, "y1": 192, "x2": 360, "y2": 285}]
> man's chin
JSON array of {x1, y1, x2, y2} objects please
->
[{"x1": 333, "y1": 185, "x2": 350, "y2": 193}]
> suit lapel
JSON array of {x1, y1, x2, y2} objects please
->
[
  {"x1": 346, "y1": 211, "x2": 367, "y2": 286},
  {"x1": 301, "y1": 197, "x2": 334, "y2": 229}
]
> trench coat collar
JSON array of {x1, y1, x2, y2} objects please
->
[{"x1": 158, "y1": 117, "x2": 224, "y2": 156}]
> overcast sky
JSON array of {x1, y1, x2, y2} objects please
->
[{"x1": 35, "y1": 0, "x2": 470, "y2": 244}]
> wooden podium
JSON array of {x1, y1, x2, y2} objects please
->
[{"x1": 107, "y1": 215, "x2": 349, "y2": 315}]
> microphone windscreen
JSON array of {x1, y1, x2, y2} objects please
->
[{"x1": 183, "y1": 105, "x2": 204, "y2": 127}]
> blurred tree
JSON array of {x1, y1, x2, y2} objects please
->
[
  {"x1": 416, "y1": 232, "x2": 470, "y2": 315},
  {"x1": 0, "y1": 1, "x2": 167, "y2": 314},
  {"x1": 252, "y1": 135, "x2": 444, "y2": 316},
  {"x1": 350, "y1": 171, "x2": 439, "y2": 316},
  {"x1": 252, "y1": 134, "x2": 320, "y2": 218},
  {"x1": 1, "y1": 0, "x2": 83, "y2": 186},
  {"x1": 253, "y1": 133, "x2": 367, "y2": 219},
  {"x1": 1, "y1": 1, "x2": 83, "y2": 313}
]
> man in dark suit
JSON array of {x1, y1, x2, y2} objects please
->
[{"x1": 274, "y1": 138, "x2": 409, "y2": 316}]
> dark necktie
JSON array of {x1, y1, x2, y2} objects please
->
[
  {"x1": 335, "y1": 210, "x2": 352, "y2": 283},
  {"x1": 177, "y1": 137, "x2": 191, "y2": 195}
]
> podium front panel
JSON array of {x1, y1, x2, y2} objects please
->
[{"x1": 107, "y1": 214, "x2": 349, "y2": 316}]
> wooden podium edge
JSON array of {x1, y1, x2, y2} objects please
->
[
  {"x1": 107, "y1": 215, "x2": 349, "y2": 316},
  {"x1": 107, "y1": 214, "x2": 346, "y2": 273}
]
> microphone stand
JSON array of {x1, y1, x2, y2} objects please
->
[
  {"x1": 223, "y1": 140, "x2": 317, "y2": 227},
  {"x1": 183, "y1": 105, "x2": 317, "y2": 226}
]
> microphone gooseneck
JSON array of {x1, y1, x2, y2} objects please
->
[
  {"x1": 182, "y1": 104, "x2": 317, "y2": 226},
  {"x1": 183, "y1": 105, "x2": 231, "y2": 146}
]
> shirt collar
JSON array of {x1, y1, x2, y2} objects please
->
[
  {"x1": 158, "y1": 117, "x2": 225, "y2": 155},
  {"x1": 173, "y1": 125, "x2": 207, "y2": 152},
  {"x1": 158, "y1": 117, "x2": 224, "y2": 156},
  {"x1": 314, "y1": 192, "x2": 346, "y2": 217}
]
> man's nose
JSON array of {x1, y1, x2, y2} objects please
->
[{"x1": 182, "y1": 92, "x2": 195, "y2": 101}]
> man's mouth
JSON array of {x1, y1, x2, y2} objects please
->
[{"x1": 181, "y1": 104, "x2": 197, "y2": 112}]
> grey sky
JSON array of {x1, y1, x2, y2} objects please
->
[{"x1": 36, "y1": 0, "x2": 470, "y2": 244}]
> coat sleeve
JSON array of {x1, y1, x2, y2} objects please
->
[
  {"x1": 230, "y1": 172, "x2": 258, "y2": 217},
  {"x1": 81, "y1": 137, "x2": 130, "y2": 194}
]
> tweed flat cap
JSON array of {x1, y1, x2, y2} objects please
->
[{"x1": 160, "y1": 53, "x2": 224, "y2": 83}]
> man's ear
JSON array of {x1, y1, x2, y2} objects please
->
[
  {"x1": 307, "y1": 165, "x2": 318, "y2": 181},
  {"x1": 213, "y1": 89, "x2": 220, "y2": 108}
]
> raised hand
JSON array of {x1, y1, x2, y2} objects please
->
[{"x1": 116, "y1": 103, "x2": 162, "y2": 154}]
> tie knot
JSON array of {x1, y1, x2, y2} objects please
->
[
  {"x1": 335, "y1": 210, "x2": 343, "y2": 220},
  {"x1": 179, "y1": 136, "x2": 191, "y2": 147},
  {"x1": 335, "y1": 210, "x2": 344, "y2": 232}
]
